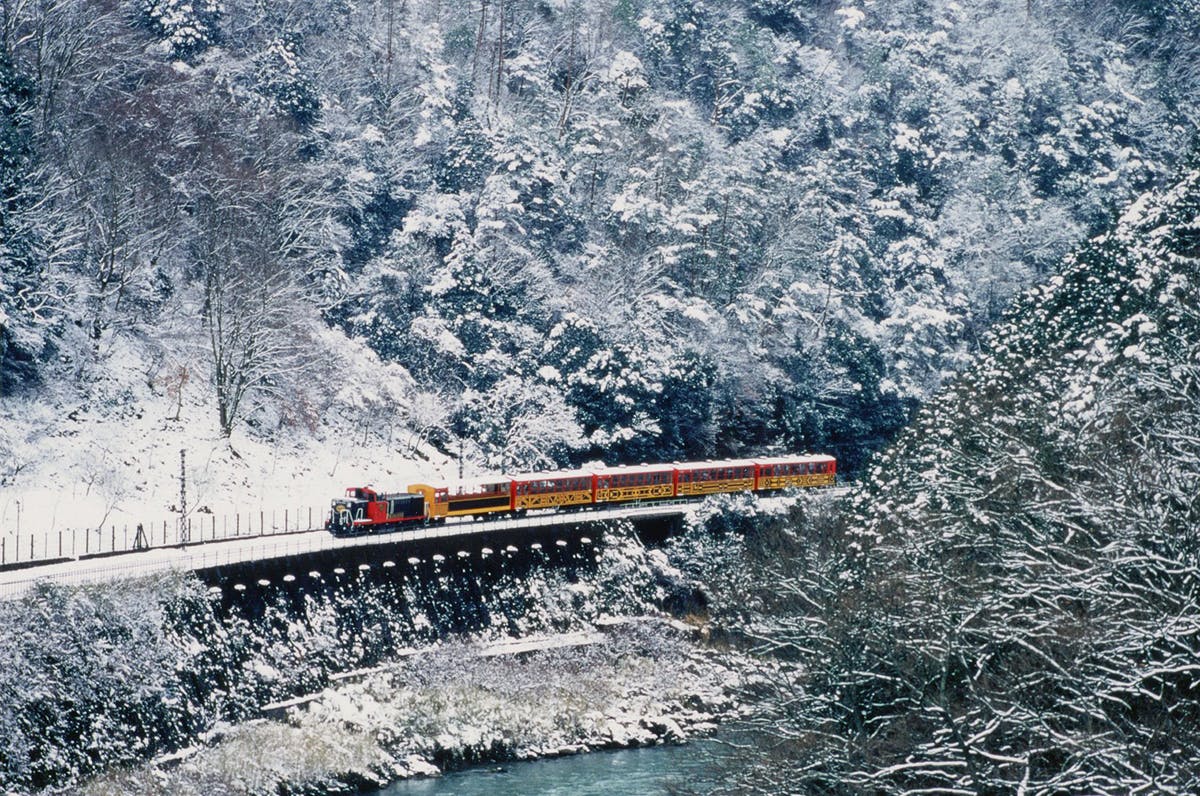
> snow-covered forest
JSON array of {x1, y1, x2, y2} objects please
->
[
  {"x1": 678, "y1": 162, "x2": 1200, "y2": 793},
  {"x1": 3, "y1": 0, "x2": 1200, "y2": 793},
  {"x1": 4, "y1": 0, "x2": 1200, "y2": 503}
]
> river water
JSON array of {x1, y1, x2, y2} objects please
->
[{"x1": 372, "y1": 740, "x2": 726, "y2": 796}]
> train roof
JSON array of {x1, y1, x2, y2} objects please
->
[
  {"x1": 509, "y1": 467, "x2": 596, "y2": 482},
  {"x1": 410, "y1": 475, "x2": 509, "y2": 491},
  {"x1": 675, "y1": 458, "x2": 760, "y2": 470},
  {"x1": 590, "y1": 463, "x2": 677, "y2": 476},
  {"x1": 754, "y1": 454, "x2": 836, "y2": 465}
]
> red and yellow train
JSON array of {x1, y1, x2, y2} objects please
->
[{"x1": 326, "y1": 454, "x2": 836, "y2": 536}]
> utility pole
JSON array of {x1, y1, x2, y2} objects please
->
[{"x1": 179, "y1": 448, "x2": 189, "y2": 544}]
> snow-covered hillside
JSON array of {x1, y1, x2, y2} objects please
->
[{"x1": 0, "y1": 319, "x2": 446, "y2": 540}]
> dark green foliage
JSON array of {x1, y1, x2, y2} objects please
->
[
  {"x1": 253, "y1": 37, "x2": 321, "y2": 126},
  {"x1": 434, "y1": 109, "x2": 493, "y2": 195},
  {"x1": 139, "y1": 0, "x2": 222, "y2": 59},
  {"x1": 0, "y1": 55, "x2": 46, "y2": 394}
]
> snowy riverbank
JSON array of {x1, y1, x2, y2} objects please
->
[{"x1": 75, "y1": 620, "x2": 745, "y2": 795}]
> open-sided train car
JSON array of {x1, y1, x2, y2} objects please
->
[
  {"x1": 408, "y1": 477, "x2": 511, "y2": 521},
  {"x1": 593, "y1": 463, "x2": 675, "y2": 504},
  {"x1": 511, "y1": 469, "x2": 594, "y2": 511}
]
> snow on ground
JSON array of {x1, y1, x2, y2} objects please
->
[
  {"x1": 75, "y1": 620, "x2": 741, "y2": 795},
  {"x1": 0, "y1": 323, "x2": 450, "y2": 542}
]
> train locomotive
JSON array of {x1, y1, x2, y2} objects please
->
[{"x1": 326, "y1": 454, "x2": 836, "y2": 536}]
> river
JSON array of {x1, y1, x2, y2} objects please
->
[{"x1": 371, "y1": 740, "x2": 727, "y2": 795}]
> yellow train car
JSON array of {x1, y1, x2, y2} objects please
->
[
  {"x1": 593, "y1": 464, "x2": 676, "y2": 504},
  {"x1": 511, "y1": 469, "x2": 594, "y2": 511},
  {"x1": 408, "y1": 477, "x2": 512, "y2": 520},
  {"x1": 755, "y1": 455, "x2": 837, "y2": 490},
  {"x1": 676, "y1": 459, "x2": 757, "y2": 497}
]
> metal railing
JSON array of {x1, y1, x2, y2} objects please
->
[
  {"x1": 0, "y1": 502, "x2": 694, "y2": 598},
  {"x1": 0, "y1": 506, "x2": 328, "y2": 568}
]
